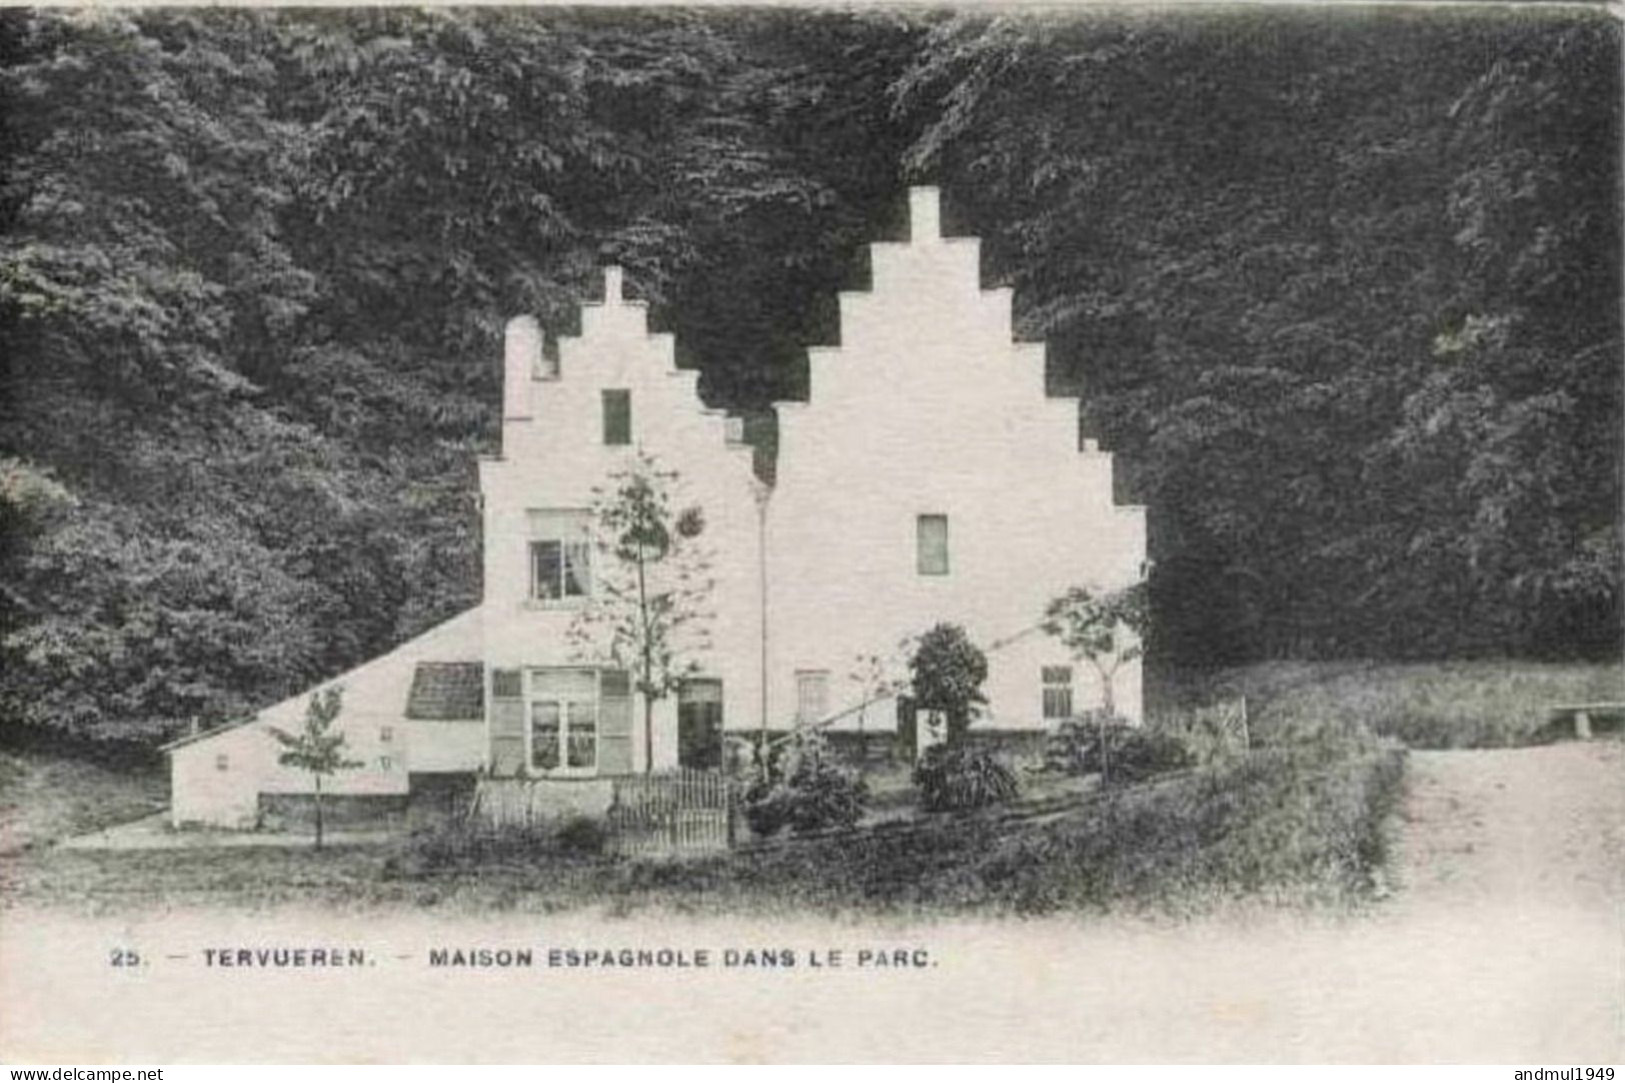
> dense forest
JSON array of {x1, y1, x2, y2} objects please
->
[{"x1": 1, "y1": 7, "x2": 1619, "y2": 745}]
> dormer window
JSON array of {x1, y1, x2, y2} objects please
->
[
  {"x1": 528, "y1": 510, "x2": 592, "y2": 602},
  {"x1": 602, "y1": 389, "x2": 631, "y2": 446}
]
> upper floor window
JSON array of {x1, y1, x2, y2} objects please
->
[
  {"x1": 1041, "y1": 666, "x2": 1074, "y2": 721},
  {"x1": 795, "y1": 670, "x2": 831, "y2": 725},
  {"x1": 917, "y1": 514, "x2": 949, "y2": 576},
  {"x1": 528, "y1": 510, "x2": 592, "y2": 602},
  {"x1": 602, "y1": 389, "x2": 632, "y2": 446}
]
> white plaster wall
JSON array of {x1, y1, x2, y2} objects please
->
[
  {"x1": 404, "y1": 722, "x2": 486, "y2": 773},
  {"x1": 765, "y1": 188, "x2": 1147, "y2": 731},
  {"x1": 170, "y1": 724, "x2": 267, "y2": 827},
  {"x1": 169, "y1": 608, "x2": 487, "y2": 825},
  {"x1": 481, "y1": 272, "x2": 764, "y2": 769},
  {"x1": 254, "y1": 607, "x2": 485, "y2": 794}
]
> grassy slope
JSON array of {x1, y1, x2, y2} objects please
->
[
  {"x1": 0, "y1": 751, "x2": 167, "y2": 856},
  {"x1": 2, "y1": 746, "x2": 1403, "y2": 918},
  {"x1": 1151, "y1": 659, "x2": 1625, "y2": 749}
]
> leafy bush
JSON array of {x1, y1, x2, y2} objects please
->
[
  {"x1": 717, "y1": 741, "x2": 1406, "y2": 916},
  {"x1": 909, "y1": 623, "x2": 989, "y2": 745},
  {"x1": 913, "y1": 744, "x2": 1019, "y2": 812},
  {"x1": 1043, "y1": 712, "x2": 1192, "y2": 783},
  {"x1": 1147, "y1": 701, "x2": 1251, "y2": 766},
  {"x1": 741, "y1": 731, "x2": 868, "y2": 837},
  {"x1": 554, "y1": 814, "x2": 608, "y2": 856}
]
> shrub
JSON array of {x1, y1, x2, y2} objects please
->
[
  {"x1": 1148, "y1": 701, "x2": 1250, "y2": 766},
  {"x1": 1044, "y1": 711, "x2": 1193, "y2": 783},
  {"x1": 913, "y1": 744, "x2": 1019, "y2": 812},
  {"x1": 1042, "y1": 715, "x2": 1095, "y2": 776},
  {"x1": 739, "y1": 775, "x2": 782, "y2": 837},
  {"x1": 741, "y1": 731, "x2": 868, "y2": 837},
  {"x1": 1151, "y1": 660, "x2": 1625, "y2": 750},
  {"x1": 554, "y1": 814, "x2": 608, "y2": 856},
  {"x1": 909, "y1": 623, "x2": 989, "y2": 745}
]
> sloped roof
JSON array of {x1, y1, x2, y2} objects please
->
[
  {"x1": 405, "y1": 662, "x2": 484, "y2": 721},
  {"x1": 160, "y1": 716, "x2": 260, "y2": 753}
]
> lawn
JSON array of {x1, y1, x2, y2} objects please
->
[
  {"x1": 1150, "y1": 658, "x2": 1624, "y2": 750},
  {"x1": 0, "y1": 750, "x2": 167, "y2": 856},
  {"x1": 1, "y1": 741, "x2": 1401, "y2": 919}
]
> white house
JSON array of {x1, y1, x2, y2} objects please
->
[{"x1": 165, "y1": 187, "x2": 1146, "y2": 827}]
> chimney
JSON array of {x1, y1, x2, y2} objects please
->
[
  {"x1": 909, "y1": 187, "x2": 941, "y2": 243},
  {"x1": 603, "y1": 265, "x2": 625, "y2": 305},
  {"x1": 503, "y1": 315, "x2": 541, "y2": 419}
]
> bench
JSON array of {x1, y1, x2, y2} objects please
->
[{"x1": 1547, "y1": 702, "x2": 1625, "y2": 740}]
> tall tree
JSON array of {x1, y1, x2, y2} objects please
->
[
  {"x1": 1, "y1": 8, "x2": 1617, "y2": 755},
  {"x1": 567, "y1": 453, "x2": 715, "y2": 774}
]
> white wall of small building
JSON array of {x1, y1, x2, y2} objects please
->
[
  {"x1": 170, "y1": 723, "x2": 268, "y2": 828},
  {"x1": 168, "y1": 608, "x2": 485, "y2": 826}
]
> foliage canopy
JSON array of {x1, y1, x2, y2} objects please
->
[{"x1": 1, "y1": 9, "x2": 1617, "y2": 746}]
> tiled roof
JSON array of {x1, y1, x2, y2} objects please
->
[{"x1": 405, "y1": 662, "x2": 484, "y2": 721}]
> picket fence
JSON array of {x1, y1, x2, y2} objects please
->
[{"x1": 607, "y1": 769, "x2": 734, "y2": 857}]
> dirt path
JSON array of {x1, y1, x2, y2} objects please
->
[
  {"x1": 1391, "y1": 741, "x2": 1623, "y2": 915},
  {"x1": 987, "y1": 740, "x2": 1625, "y2": 1063}
]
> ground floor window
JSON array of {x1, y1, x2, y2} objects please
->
[
  {"x1": 1042, "y1": 665, "x2": 1074, "y2": 720},
  {"x1": 528, "y1": 668, "x2": 599, "y2": 773},
  {"x1": 796, "y1": 670, "x2": 830, "y2": 725}
]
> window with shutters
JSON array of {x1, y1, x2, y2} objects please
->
[
  {"x1": 917, "y1": 514, "x2": 949, "y2": 575},
  {"x1": 1041, "y1": 666, "x2": 1074, "y2": 721},
  {"x1": 528, "y1": 510, "x2": 592, "y2": 603}
]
